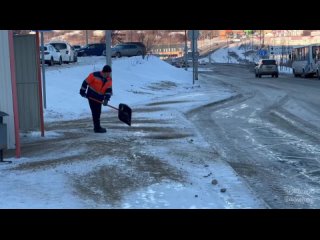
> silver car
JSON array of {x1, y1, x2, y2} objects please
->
[
  {"x1": 255, "y1": 59, "x2": 279, "y2": 78},
  {"x1": 111, "y1": 43, "x2": 144, "y2": 58}
]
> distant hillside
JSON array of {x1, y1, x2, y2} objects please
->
[
  {"x1": 43, "y1": 30, "x2": 103, "y2": 46},
  {"x1": 21, "y1": 30, "x2": 220, "y2": 47}
]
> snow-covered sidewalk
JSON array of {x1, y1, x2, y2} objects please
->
[{"x1": 1, "y1": 55, "x2": 267, "y2": 208}]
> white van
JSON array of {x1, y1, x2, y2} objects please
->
[{"x1": 49, "y1": 41, "x2": 77, "y2": 63}]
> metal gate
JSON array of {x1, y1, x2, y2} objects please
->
[{"x1": 13, "y1": 34, "x2": 40, "y2": 131}]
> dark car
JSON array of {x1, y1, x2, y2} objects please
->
[
  {"x1": 71, "y1": 46, "x2": 78, "y2": 62},
  {"x1": 72, "y1": 45, "x2": 82, "y2": 51},
  {"x1": 77, "y1": 43, "x2": 106, "y2": 57}
]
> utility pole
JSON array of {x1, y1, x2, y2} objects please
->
[
  {"x1": 85, "y1": 30, "x2": 89, "y2": 45},
  {"x1": 194, "y1": 32, "x2": 198, "y2": 80},
  {"x1": 260, "y1": 30, "x2": 262, "y2": 47},
  {"x1": 105, "y1": 30, "x2": 112, "y2": 67},
  {"x1": 227, "y1": 35, "x2": 230, "y2": 63},
  {"x1": 191, "y1": 30, "x2": 199, "y2": 83},
  {"x1": 187, "y1": 30, "x2": 199, "y2": 83},
  {"x1": 192, "y1": 31, "x2": 195, "y2": 84},
  {"x1": 184, "y1": 30, "x2": 188, "y2": 71},
  {"x1": 251, "y1": 32, "x2": 253, "y2": 51},
  {"x1": 105, "y1": 30, "x2": 112, "y2": 95}
]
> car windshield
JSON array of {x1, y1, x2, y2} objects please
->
[
  {"x1": 262, "y1": 60, "x2": 276, "y2": 65},
  {"x1": 51, "y1": 43, "x2": 66, "y2": 50}
]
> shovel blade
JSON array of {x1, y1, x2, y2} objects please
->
[{"x1": 118, "y1": 103, "x2": 132, "y2": 126}]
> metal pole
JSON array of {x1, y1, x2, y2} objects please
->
[
  {"x1": 105, "y1": 30, "x2": 112, "y2": 67},
  {"x1": 86, "y1": 30, "x2": 89, "y2": 45},
  {"x1": 40, "y1": 31, "x2": 46, "y2": 109},
  {"x1": 260, "y1": 30, "x2": 262, "y2": 47},
  {"x1": 184, "y1": 30, "x2": 188, "y2": 71},
  {"x1": 192, "y1": 30, "x2": 195, "y2": 85},
  {"x1": 35, "y1": 32, "x2": 45, "y2": 138},
  {"x1": 195, "y1": 34, "x2": 198, "y2": 80},
  {"x1": 227, "y1": 35, "x2": 229, "y2": 63},
  {"x1": 105, "y1": 30, "x2": 113, "y2": 95},
  {"x1": 251, "y1": 33, "x2": 253, "y2": 51}
]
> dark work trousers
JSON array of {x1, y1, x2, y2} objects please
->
[{"x1": 88, "y1": 98, "x2": 102, "y2": 130}]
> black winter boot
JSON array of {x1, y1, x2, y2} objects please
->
[
  {"x1": 94, "y1": 127, "x2": 106, "y2": 133},
  {"x1": 93, "y1": 117, "x2": 106, "y2": 133}
]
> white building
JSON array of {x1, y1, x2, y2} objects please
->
[
  {"x1": 0, "y1": 30, "x2": 45, "y2": 159},
  {"x1": 0, "y1": 30, "x2": 18, "y2": 153}
]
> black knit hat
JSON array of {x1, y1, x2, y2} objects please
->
[{"x1": 102, "y1": 65, "x2": 112, "y2": 73}]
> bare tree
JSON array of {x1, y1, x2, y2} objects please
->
[
  {"x1": 137, "y1": 31, "x2": 146, "y2": 43},
  {"x1": 144, "y1": 30, "x2": 161, "y2": 53},
  {"x1": 99, "y1": 30, "x2": 124, "y2": 45}
]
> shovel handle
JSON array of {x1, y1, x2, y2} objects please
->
[
  {"x1": 105, "y1": 104, "x2": 119, "y2": 110},
  {"x1": 87, "y1": 96, "x2": 119, "y2": 110}
]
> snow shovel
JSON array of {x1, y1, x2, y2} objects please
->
[{"x1": 87, "y1": 96, "x2": 132, "y2": 126}]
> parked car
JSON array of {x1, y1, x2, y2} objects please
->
[
  {"x1": 102, "y1": 47, "x2": 119, "y2": 57},
  {"x1": 77, "y1": 43, "x2": 106, "y2": 56},
  {"x1": 111, "y1": 43, "x2": 145, "y2": 58},
  {"x1": 124, "y1": 42, "x2": 147, "y2": 56},
  {"x1": 71, "y1": 46, "x2": 78, "y2": 62},
  {"x1": 72, "y1": 45, "x2": 82, "y2": 51},
  {"x1": 49, "y1": 41, "x2": 77, "y2": 63},
  {"x1": 170, "y1": 57, "x2": 190, "y2": 68},
  {"x1": 255, "y1": 59, "x2": 279, "y2": 78},
  {"x1": 317, "y1": 61, "x2": 320, "y2": 79},
  {"x1": 39, "y1": 44, "x2": 62, "y2": 66}
]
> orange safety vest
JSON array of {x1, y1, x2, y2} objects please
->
[
  {"x1": 85, "y1": 71, "x2": 112, "y2": 102},
  {"x1": 86, "y1": 71, "x2": 112, "y2": 94}
]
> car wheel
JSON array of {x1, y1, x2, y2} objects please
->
[
  {"x1": 83, "y1": 53, "x2": 87, "y2": 57},
  {"x1": 255, "y1": 73, "x2": 258, "y2": 78},
  {"x1": 258, "y1": 74, "x2": 261, "y2": 78},
  {"x1": 137, "y1": 51, "x2": 142, "y2": 56},
  {"x1": 116, "y1": 52, "x2": 121, "y2": 58},
  {"x1": 49, "y1": 57, "x2": 54, "y2": 66},
  {"x1": 59, "y1": 57, "x2": 62, "y2": 65},
  {"x1": 66, "y1": 56, "x2": 71, "y2": 64},
  {"x1": 293, "y1": 69, "x2": 298, "y2": 77}
]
